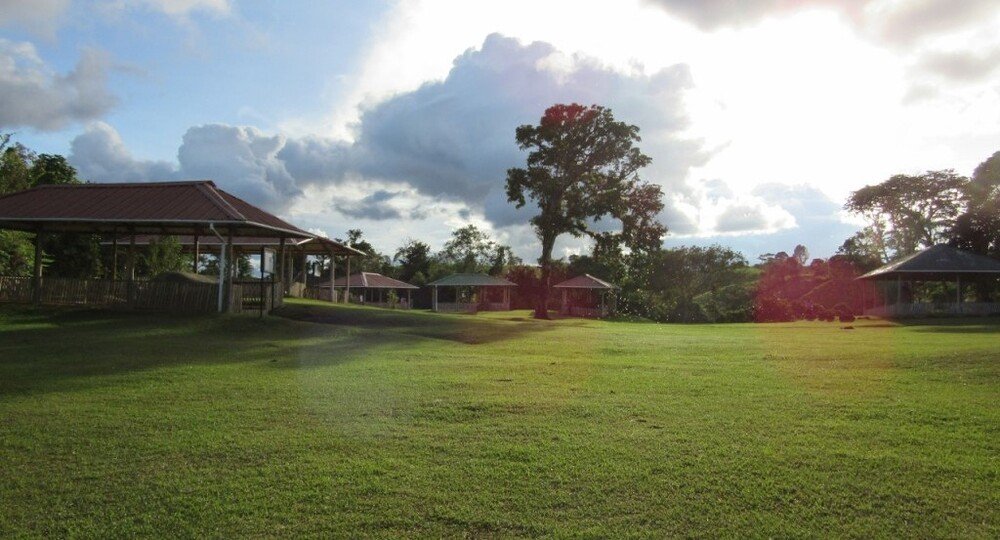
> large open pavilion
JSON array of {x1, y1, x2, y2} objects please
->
[
  {"x1": 100, "y1": 234, "x2": 365, "y2": 302},
  {"x1": 0, "y1": 180, "x2": 319, "y2": 314},
  {"x1": 427, "y1": 273, "x2": 516, "y2": 313},
  {"x1": 858, "y1": 244, "x2": 1000, "y2": 317}
]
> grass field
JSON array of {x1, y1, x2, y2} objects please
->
[{"x1": 1, "y1": 299, "x2": 997, "y2": 537}]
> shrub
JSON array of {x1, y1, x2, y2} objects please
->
[{"x1": 754, "y1": 296, "x2": 794, "y2": 322}]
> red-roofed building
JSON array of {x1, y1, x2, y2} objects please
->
[
  {"x1": 553, "y1": 274, "x2": 618, "y2": 318},
  {"x1": 0, "y1": 180, "x2": 345, "y2": 314}
]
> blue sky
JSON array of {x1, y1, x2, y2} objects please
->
[{"x1": 2, "y1": 0, "x2": 998, "y2": 262}]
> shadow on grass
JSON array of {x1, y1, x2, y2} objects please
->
[
  {"x1": 893, "y1": 317, "x2": 1000, "y2": 334},
  {"x1": 0, "y1": 305, "x2": 400, "y2": 397},
  {"x1": 273, "y1": 300, "x2": 557, "y2": 345},
  {"x1": 0, "y1": 301, "x2": 557, "y2": 397}
]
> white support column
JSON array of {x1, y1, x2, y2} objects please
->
[{"x1": 432, "y1": 286, "x2": 438, "y2": 311}]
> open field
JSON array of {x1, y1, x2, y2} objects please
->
[{"x1": 1, "y1": 299, "x2": 997, "y2": 537}]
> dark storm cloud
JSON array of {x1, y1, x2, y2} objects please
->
[
  {"x1": 916, "y1": 47, "x2": 1000, "y2": 83},
  {"x1": 333, "y1": 190, "x2": 405, "y2": 220},
  {"x1": 68, "y1": 34, "x2": 706, "y2": 232}
]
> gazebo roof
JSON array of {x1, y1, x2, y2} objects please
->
[
  {"x1": 427, "y1": 273, "x2": 516, "y2": 287},
  {"x1": 858, "y1": 244, "x2": 1000, "y2": 280},
  {"x1": 553, "y1": 274, "x2": 618, "y2": 289},
  {"x1": 324, "y1": 272, "x2": 418, "y2": 289},
  {"x1": 0, "y1": 180, "x2": 312, "y2": 238},
  {"x1": 101, "y1": 234, "x2": 364, "y2": 256}
]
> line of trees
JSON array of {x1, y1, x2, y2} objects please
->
[{"x1": 2, "y1": 120, "x2": 998, "y2": 322}]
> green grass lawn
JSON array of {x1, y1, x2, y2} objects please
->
[{"x1": 1, "y1": 299, "x2": 997, "y2": 537}]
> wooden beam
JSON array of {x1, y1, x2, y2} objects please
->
[
  {"x1": 32, "y1": 231, "x2": 43, "y2": 304},
  {"x1": 192, "y1": 233, "x2": 200, "y2": 273},
  {"x1": 127, "y1": 231, "x2": 136, "y2": 307},
  {"x1": 345, "y1": 256, "x2": 351, "y2": 303},
  {"x1": 111, "y1": 233, "x2": 118, "y2": 281},
  {"x1": 328, "y1": 250, "x2": 336, "y2": 303}
]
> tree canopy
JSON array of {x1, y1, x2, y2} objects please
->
[{"x1": 845, "y1": 170, "x2": 969, "y2": 261}]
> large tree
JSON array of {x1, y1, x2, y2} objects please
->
[
  {"x1": 952, "y1": 150, "x2": 1000, "y2": 258},
  {"x1": 393, "y1": 239, "x2": 432, "y2": 283},
  {"x1": 436, "y1": 224, "x2": 517, "y2": 275},
  {"x1": 505, "y1": 103, "x2": 665, "y2": 318},
  {"x1": 845, "y1": 170, "x2": 969, "y2": 261}
]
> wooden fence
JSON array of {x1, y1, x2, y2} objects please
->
[
  {"x1": 865, "y1": 302, "x2": 1000, "y2": 317},
  {"x1": 230, "y1": 280, "x2": 283, "y2": 315},
  {"x1": 0, "y1": 276, "x2": 284, "y2": 315}
]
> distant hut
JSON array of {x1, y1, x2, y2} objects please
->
[
  {"x1": 857, "y1": 244, "x2": 1000, "y2": 317},
  {"x1": 318, "y1": 272, "x2": 418, "y2": 309},
  {"x1": 427, "y1": 273, "x2": 515, "y2": 313},
  {"x1": 553, "y1": 274, "x2": 618, "y2": 318}
]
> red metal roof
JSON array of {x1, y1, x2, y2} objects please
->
[
  {"x1": 324, "y1": 272, "x2": 419, "y2": 289},
  {"x1": 553, "y1": 274, "x2": 617, "y2": 289},
  {"x1": 0, "y1": 180, "x2": 314, "y2": 238}
]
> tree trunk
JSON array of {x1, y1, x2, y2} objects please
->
[{"x1": 535, "y1": 233, "x2": 556, "y2": 319}]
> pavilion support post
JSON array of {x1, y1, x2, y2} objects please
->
[
  {"x1": 225, "y1": 228, "x2": 234, "y2": 313},
  {"x1": 285, "y1": 252, "x2": 292, "y2": 294},
  {"x1": 957, "y1": 274, "x2": 962, "y2": 314},
  {"x1": 301, "y1": 251, "x2": 307, "y2": 291},
  {"x1": 260, "y1": 246, "x2": 266, "y2": 318},
  {"x1": 111, "y1": 234, "x2": 118, "y2": 281},
  {"x1": 407, "y1": 289, "x2": 412, "y2": 309},
  {"x1": 432, "y1": 286, "x2": 438, "y2": 312},
  {"x1": 328, "y1": 251, "x2": 336, "y2": 303},
  {"x1": 127, "y1": 232, "x2": 136, "y2": 307},
  {"x1": 32, "y1": 231, "x2": 43, "y2": 305},
  {"x1": 896, "y1": 274, "x2": 903, "y2": 315},
  {"x1": 345, "y1": 256, "x2": 351, "y2": 303},
  {"x1": 193, "y1": 234, "x2": 200, "y2": 273},
  {"x1": 561, "y1": 289, "x2": 567, "y2": 314},
  {"x1": 861, "y1": 282, "x2": 866, "y2": 315},
  {"x1": 277, "y1": 237, "x2": 286, "y2": 296}
]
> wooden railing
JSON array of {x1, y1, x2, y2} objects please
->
[
  {"x1": 0, "y1": 276, "x2": 284, "y2": 315},
  {"x1": 865, "y1": 302, "x2": 1000, "y2": 317},
  {"x1": 303, "y1": 286, "x2": 338, "y2": 302},
  {"x1": 0, "y1": 276, "x2": 33, "y2": 303},
  {"x1": 229, "y1": 280, "x2": 283, "y2": 315},
  {"x1": 435, "y1": 302, "x2": 478, "y2": 314}
]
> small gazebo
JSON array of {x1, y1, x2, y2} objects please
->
[
  {"x1": 320, "y1": 272, "x2": 418, "y2": 309},
  {"x1": 427, "y1": 273, "x2": 515, "y2": 313},
  {"x1": 857, "y1": 244, "x2": 1000, "y2": 317},
  {"x1": 553, "y1": 274, "x2": 618, "y2": 318}
]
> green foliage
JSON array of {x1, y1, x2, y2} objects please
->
[
  {"x1": 621, "y1": 245, "x2": 751, "y2": 322},
  {"x1": 845, "y1": 170, "x2": 969, "y2": 260},
  {"x1": 506, "y1": 103, "x2": 665, "y2": 317},
  {"x1": 393, "y1": 239, "x2": 432, "y2": 282},
  {"x1": 0, "y1": 143, "x2": 34, "y2": 195},
  {"x1": 30, "y1": 154, "x2": 79, "y2": 186},
  {"x1": 952, "y1": 150, "x2": 1000, "y2": 258},
  {"x1": 339, "y1": 229, "x2": 392, "y2": 274},
  {"x1": 436, "y1": 224, "x2": 518, "y2": 275},
  {"x1": 141, "y1": 236, "x2": 186, "y2": 277},
  {"x1": 0, "y1": 231, "x2": 33, "y2": 276}
]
